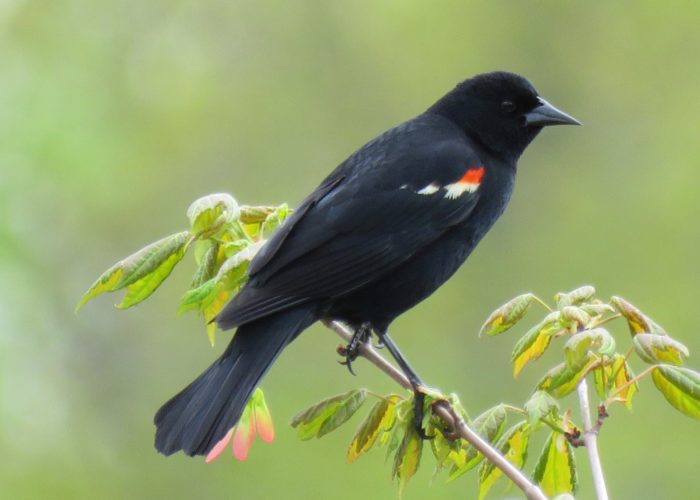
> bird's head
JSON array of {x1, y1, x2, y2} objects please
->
[{"x1": 429, "y1": 71, "x2": 580, "y2": 161}]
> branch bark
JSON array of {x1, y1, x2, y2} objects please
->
[
  {"x1": 323, "y1": 319, "x2": 548, "y2": 500},
  {"x1": 577, "y1": 378, "x2": 609, "y2": 500}
]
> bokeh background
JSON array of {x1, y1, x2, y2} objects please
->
[{"x1": 2, "y1": 1, "x2": 699, "y2": 499}]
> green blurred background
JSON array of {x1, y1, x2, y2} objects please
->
[{"x1": 2, "y1": 1, "x2": 699, "y2": 498}]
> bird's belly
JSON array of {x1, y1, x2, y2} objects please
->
[{"x1": 326, "y1": 228, "x2": 476, "y2": 329}]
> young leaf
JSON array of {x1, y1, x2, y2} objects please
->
[
  {"x1": 564, "y1": 328, "x2": 616, "y2": 369},
  {"x1": 251, "y1": 388, "x2": 275, "y2": 443},
  {"x1": 205, "y1": 428, "x2": 233, "y2": 463},
  {"x1": 449, "y1": 404, "x2": 507, "y2": 479},
  {"x1": 290, "y1": 389, "x2": 367, "y2": 440},
  {"x1": 76, "y1": 231, "x2": 191, "y2": 311},
  {"x1": 632, "y1": 333, "x2": 689, "y2": 365},
  {"x1": 610, "y1": 295, "x2": 666, "y2": 336},
  {"x1": 512, "y1": 311, "x2": 561, "y2": 377},
  {"x1": 478, "y1": 421, "x2": 531, "y2": 499},
  {"x1": 559, "y1": 306, "x2": 592, "y2": 331},
  {"x1": 190, "y1": 241, "x2": 220, "y2": 288},
  {"x1": 178, "y1": 278, "x2": 217, "y2": 314},
  {"x1": 221, "y1": 239, "x2": 250, "y2": 258},
  {"x1": 232, "y1": 403, "x2": 256, "y2": 460},
  {"x1": 187, "y1": 193, "x2": 240, "y2": 236},
  {"x1": 593, "y1": 354, "x2": 638, "y2": 407},
  {"x1": 429, "y1": 431, "x2": 455, "y2": 471},
  {"x1": 479, "y1": 293, "x2": 537, "y2": 336},
  {"x1": 538, "y1": 356, "x2": 599, "y2": 398},
  {"x1": 532, "y1": 432, "x2": 578, "y2": 496},
  {"x1": 651, "y1": 365, "x2": 700, "y2": 420},
  {"x1": 555, "y1": 285, "x2": 595, "y2": 308},
  {"x1": 347, "y1": 395, "x2": 399, "y2": 463},
  {"x1": 203, "y1": 289, "x2": 232, "y2": 345},
  {"x1": 392, "y1": 428, "x2": 423, "y2": 495},
  {"x1": 240, "y1": 205, "x2": 281, "y2": 224},
  {"x1": 579, "y1": 302, "x2": 616, "y2": 317},
  {"x1": 524, "y1": 390, "x2": 559, "y2": 427},
  {"x1": 384, "y1": 406, "x2": 409, "y2": 460},
  {"x1": 261, "y1": 204, "x2": 291, "y2": 238}
]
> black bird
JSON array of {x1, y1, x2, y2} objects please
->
[{"x1": 154, "y1": 71, "x2": 580, "y2": 456}]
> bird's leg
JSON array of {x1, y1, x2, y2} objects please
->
[
  {"x1": 338, "y1": 322, "x2": 372, "y2": 376},
  {"x1": 375, "y1": 330, "x2": 432, "y2": 440}
]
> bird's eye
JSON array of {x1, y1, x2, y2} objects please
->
[{"x1": 500, "y1": 99, "x2": 516, "y2": 113}]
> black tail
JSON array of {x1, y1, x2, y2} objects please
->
[{"x1": 154, "y1": 305, "x2": 317, "y2": 456}]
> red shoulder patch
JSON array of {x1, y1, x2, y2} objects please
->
[{"x1": 460, "y1": 166, "x2": 485, "y2": 184}]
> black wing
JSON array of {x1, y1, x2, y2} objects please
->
[{"x1": 217, "y1": 123, "x2": 485, "y2": 328}]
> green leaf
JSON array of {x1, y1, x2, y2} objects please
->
[
  {"x1": 215, "y1": 240, "x2": 265, "y2": 289},
  {"x1": 564, "y1": 328, "x2": 616, "y2": 369},
  {"x1": 221, "y1": 239, "x2": 250, "y2": 258},
  {"x1": 559, "y1": 306, "x2": 592, "y2": 331},
  {"x1": 347, "y1": 395, "x2": 400, "y2": 463},
  {"x1": 651, "y1": 365, "x2": 700, "y2": 420},
  {"x1": 76, "y1": 231, "x2": 191, "y2": 311},
  {"x1": 261, "y1": 203, "x2": 291, "y2": 238},
  {"x1": 429, "y1": 431, "x2": 454, "y2": 470},
  {"x1": 512, "y1": 311, "x2": 561, "y2": 377},
  {"x1": 478, "y1": 421, "x2": 531, "y2": 499},
  {"x1": 179, "y1": 242, "x2": 261, "y2": 337},
  {"x1": 190, "y1": 241, "x2": 220, "y2": 288},
  {"x1": 579, "y1": 302, "x2": 616, "y2": 317},
  {"x1": 593, "y1": 354, "x2": 637, "y2": 408},
  {"x1": 555, "y1": 285, "x2": 596, "y2": 308},
  {"x1": 380, "y1": 398, "x2": 412, "y2": 465},
  {"x1": 392, "y1": 428, "x2": 423, "y2": 495},
  {"x1": 633, "y1": 333, "x2": 689, "y2": 365},
  {"x1": 533, "y1": 432, "x2": 578, "y2": 496},
  {"x1": 610, "y1": 295, "x2": 666, "y2": 336},
  {"x1": 449, "y1": 404, "x2": 507, "y2": 480},
  {"x1": 240, "y1": 205, "x2": 281, "y2": 224},
  {"x1": 291, "y1": 389, "x2": 367, "y2": 440},
  {"x1": 203, "y1": 288, "x2": 232, "y2": 345},
  {"x1": 178, "y1": 278, "x2": 217, "y2": 314},
  {"x1": 538, "y1": 356, "x2": 598, "y2": 398},
  {"x1": 187, "y1": 193, "x2": 240, "y2": 236},
  {"x1": 479, "y1": 293, "x2": 537, "y2": 336},
  {"x1": 524, "y1": 390, "x2": 559, "y2": 427}
]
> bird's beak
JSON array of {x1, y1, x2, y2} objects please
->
[{"x1": 524, "y1": 98, "x2": 581, "y2": 127}]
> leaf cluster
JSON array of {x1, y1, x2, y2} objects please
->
[
  {"x1": 78, "y1": 193, "x2": 291, "y2": 345},
  {"x1": 78, "y1": 194, "x2": 293, "y2": 460},
  {"x1": 296, "y1": 286, "x2": 700, "y2": 498}
]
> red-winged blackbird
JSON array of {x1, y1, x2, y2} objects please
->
[{"x1": 155, "y1": 71, "x2": 580, "y2": 456}]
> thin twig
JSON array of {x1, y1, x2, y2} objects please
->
[
  {"x1": 323, "y1": 319, "x2": 548, "y2": 500},
  {"x1": 577, "y1": 378, "x2": 609, "y2": 500}
]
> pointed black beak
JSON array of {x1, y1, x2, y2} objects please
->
[{"x1": 524, "y1": 98, "x2": 581, "y2": 127}]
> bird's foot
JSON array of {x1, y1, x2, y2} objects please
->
[
  {"x1": 337, "y1": 322, "x2": 372, "y2": 376},
  {"x1": 412, "y1": 386, "x2": 435, "y2": 440}
]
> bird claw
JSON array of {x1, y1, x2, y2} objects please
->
[
  {"x1": 337, "y1": 358, "x2": 357, "y2": 376},
  {"x1": 338, "y1": 322, "x2": 373, "y2": 376}
]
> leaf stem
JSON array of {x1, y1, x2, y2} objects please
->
[
  {"x1": 532, "y1": 295, "x2": 553, "y2": 312},
  {"x1": 590, "y1": 313, "x2": 622, "y2": 329},
  {"x1": 323, "y1": 319, "x2": 547, "y2": 500},
  {"x1": 502, "y1": 404, "x2": 526, "y2": 415},
  {"x1": 503, "y1": 404, "x2": 567, "y2": 434},
  {"x1": 604, "y1": 364, "x2": 656, "y2": 406},
  {"x1": 577, "y1": 378, "x2": 609, "y2": 500}
]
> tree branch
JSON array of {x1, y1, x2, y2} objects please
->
[
  {"x1": 577, "y1": 378, "x2": 609, "y2": 500},
  {"x1": 322, "y1": 319, "x2": 548, "y2": 500}
]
